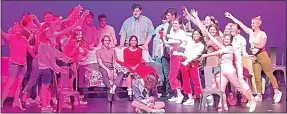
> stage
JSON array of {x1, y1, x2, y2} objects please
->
[{"x1": 1, "y1": 85, "x2": 286, "y2": 113}]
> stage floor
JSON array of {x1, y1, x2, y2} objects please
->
[{"x1": 1, "y1": 85, "x2": 286, "y2": 113}]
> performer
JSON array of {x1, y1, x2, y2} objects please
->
[
  {"x1": 97, "y1": 35, "x2": 125, "y2": 101},
  {"x1": 119, "y1": 3, "x2": 154, "y2": 50},
  {"x1": 117, "y1": 35, "x2": 159, "y2": 100},
  {"x1": 97, "y1": 14, "x2": 117, "y2": 48},
  {"x1": 160, "y1": 18, "x2": 186, "y2": 104},
  {"x1": 173, "y1": 29, "x2": 204, "y2": 105},
  {"x1": 201, "y1": 31, "x2": 257, "y2": 112},
  {"x1": 225, "y1": 12, "x2": 282, "y2": 103},
  {"x1": 183, "y1": 7, "x2": 223, "y2": 106},
  {"x1": 1, "y1": 22, "x2": 36, "y2": 109},
  {"x1": 131, "y1": 74, "x2": 165, "y2": 113}
]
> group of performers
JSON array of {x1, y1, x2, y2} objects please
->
[{"x1": 1, "y1": 3, "x2": 283, "y2": 113}]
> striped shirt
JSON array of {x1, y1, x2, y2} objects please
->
[{"x1": 119, "y1": 15, "x2": 154, "y2": 45}]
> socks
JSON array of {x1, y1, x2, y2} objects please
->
[{"x1": 176, "y1": 89, "x2": 183, "y2": 97}]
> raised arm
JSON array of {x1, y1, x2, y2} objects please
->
[
  {"x1": 1, "y1": 29, "x2": 12, "y2": 41},
  {"x1": 225, "y1": 12, "x2": 252, "y2": 34},
  {"x1": 205, "y1": 29, "x2": 225, "y2": 49}
]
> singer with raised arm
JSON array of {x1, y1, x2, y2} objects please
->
[
  {"x1": 1, "y1": 22, "x2": 36, "y2": 109},
  {"x1": 225, "y1": 12, "x2": 282, "y2": 103},
  {"x1": 96, "y1": 35, "x2": 125, "y2": 101},
  {"x1": 200, "y1": 31, "x2": 257, "y2": 112}
]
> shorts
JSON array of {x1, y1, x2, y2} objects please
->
[
  {"x1": 39, "y1": 68, "x2": 53, "y2": 84},
  {"x1": 9, "y1": 61, "x2": 27, "y2": 78}
]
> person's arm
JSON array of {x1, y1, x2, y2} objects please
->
[
  {"x1": 111, "y1": 27, "x2": 117, "y2": 46},
  {"x1": 205, "y1": 30, "x2": 225, "y2": 49},
  {"x1": 53, "y1": 46, "x2": 71, "y2": 63},
  {"x1": 30, "y1": 14, "x2": 42, "y2": 30},
  {"x1": 119, "y1": 20, "x2": 128, "y2": 48},
  {"x1": 1, "y1": 29, "x2": 12, "y2": 41},
  {"x1": 27, "y1": 44, "x2": 36, "y2": 58},
  {"x1": 254, "y1": 32, "x2": 267, "y2": 49},
  {"x1": 225, "y1": 12, "x2": 252, "y2": 34},
  {"x1": 143, "y1": 19, "x2": 154, "y2": 49}
]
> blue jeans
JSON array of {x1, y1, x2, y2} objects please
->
[
  {"x1": 22, "y1": 59, "x2": 41, "y2": 96},
  {"x1": 161, "y1": 56, "x2": 172, "y2": 95}
]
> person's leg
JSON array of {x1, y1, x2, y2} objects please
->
[
  {"x1": 168, "y1": 55, "x2": 182, "y2": 92},
  {"x1": 1, "y1": 62, "x2": 20, "y2": 106},
  {"x1": 13, "y1": 65, "x2": 26, "y2": 109},
  {"x1": 161, "y1": 57, "x2": 171, "y2": 96},
  {"x1": 40, "y1": 68, "x2": 53, "y2": 110},
  {"x1": 131, "y1": 100, "x2": 153, "y2": 113},
  {"x1": 257, "y1": 51, "x2": 281, "y2": 103},
  {"x1": 190, "y1": 61, "x2": 202, "y2": 95},
  {"x1": 217, "y1": 74, "x2": 229, "y2": 111},
  {"x1": 253, "y1": 58, "x2": 263, "y2": 101}
]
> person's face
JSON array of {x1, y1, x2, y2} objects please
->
[
  {"x1": 193, "y1": 31, "x2": 201, "y2": 41},
  {"x1": 13, "y1": 23, "x2": 22, "y2": 34},
  {"x1": 103, "y1": 37, "x2": 111, "y2": 47},
  {"x1": 129, "y1": 37, "x2": 138, "y2": 47},
  {"x1": 75, "y1": 31, "x2": 83, "y2": 41},
  {"x1": 166, "y1": 13, "x2": 175, "y2": 22},
  {"x1": 99, "y1": 17, "x2": 107, "y2": 28},
  {"x1": 223, "y1": 35, "x2": 232, "y2": 46},
  {"x1": 208, "y1": 26, "x2": 217, "y2": 36},
  {"x1": 45, "y1": 29, "x2": 52, "y2": 39},
  {"x1": 85, "y1": 15, "x2": 93, "y2": 24},
  {"x1": 133, "y1": 8, "x2": 142, "y2": 19},
  {"x1": 44, "y1": 13, "x2": 54, "y2": 23},
  {"x1": 230, "y1": 25, "x2": 239, "y2": 36},
  {"x1": 204, "y1": 16, "x2": 212, "y2": 27},
  {"x1": 251, "y1": 19, "x2": 260, "y2": 30},
  {"x1": 172, "y1": 20, "x2": 181, "y2": 31},
  {"x1": 224, "y1": 25, "x2": 231, "y2": 35}
]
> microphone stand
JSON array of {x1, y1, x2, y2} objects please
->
[{"x1": 109, "y1": 46, "x2": 116, "y2": 113}]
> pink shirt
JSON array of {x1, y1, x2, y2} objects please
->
[{"x1": 8, "y1": 35, "x2": 29, "y2": 65}]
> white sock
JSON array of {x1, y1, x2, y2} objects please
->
[{"x1": 176, "y1": 89, "x2": 183, "y2": 97}]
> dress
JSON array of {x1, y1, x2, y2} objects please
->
[{"x1": 117, "y1": 48, "x2": 158, "y2": 78}]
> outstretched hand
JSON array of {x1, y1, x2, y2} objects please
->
[
  {"x1": 224, "y1": 11, "x2": 233, "y2": 19},
  {"x1": 190, "y1": 9, "x2": 198, "y2": 17}
]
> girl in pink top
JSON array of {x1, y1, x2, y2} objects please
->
[{"x1": 1, "y1": 22, "x2": 35, "y2": 109}]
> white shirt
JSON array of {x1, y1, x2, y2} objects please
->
[
  {"x1": 219, "y1": 46, "x2": 234, "y2": 65},
  {"x1": 184, "y1": 39, "x2": 205, "y2": 62},
  {"x1": 232, "y1": 34, "x2": 247, "y2": 56},
  {"x1": 166, "y1": 29, "x2": 187, "y2": 49}
]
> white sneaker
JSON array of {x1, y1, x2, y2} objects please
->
[
  {"x1": 248, "y1": 100, "x2": 257, "y2": 112},
  {"x1": 168, "y1": 96, "x2": 177, "y2": 102},
  {"x1": 183, "y1": 99, "x2": 194, "y2": 105},
  {"x1": 207, "y1": 95, "x2": 214, "y2": 106},
  {"x1": 246, "y1": 101, "x2": 250, "y2": 107},
  {"x1": 273, "y1": 91, "x2": 282, "y2": 103},
  {"x1": 254, "y1": 95, "x2": 262, "y2": 102},
  {"x1": 175, "y1": 95, "x2": 184, "y2": 104}
]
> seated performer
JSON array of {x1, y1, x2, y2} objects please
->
[
  {"x1": 96, "y1": 35, "x2": 125, "y2": 101},
  {"x1": 117, "y1": 35, "x2": 159, "y2": 101},
  {"x1": 131, "y1": 74, "x2": 165, "y2": 113}
]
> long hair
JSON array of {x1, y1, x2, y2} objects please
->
[
  {"x1": 128, "y1": 35, "x2": 139, "y2": 48},
  {"x1": 208, "y1": 24, "x2": 220, "y2": 36}
]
